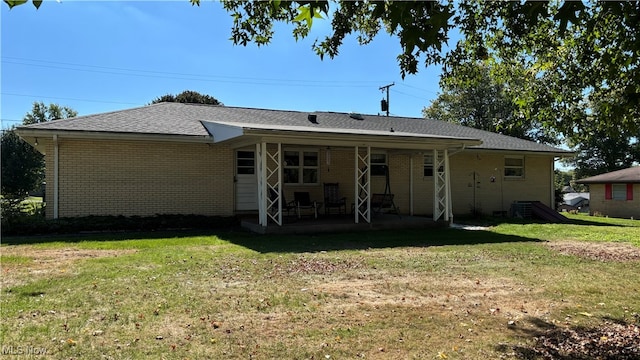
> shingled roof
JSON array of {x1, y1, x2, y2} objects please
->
[
  {"x1": 18, "y1": 102, "x2": 568, "y2": 154},
  {"x1": 576, "y1": 167, "x2": 640, "y2": 184}
]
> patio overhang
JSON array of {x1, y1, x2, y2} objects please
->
[{"x1": 201, "y1": 120, "x2": 482, "y2": 150}]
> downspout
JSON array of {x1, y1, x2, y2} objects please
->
[
  {"x1": 448, "y1": 145, "x2": 466, "y2": 157},
  {"x1": 551, "y1": 157, "x2": 556, "y2": 209},
  {"x1": 53, "y1": 134, "x2": 59, "y2": 219},
  {"x1": 409, "y1": 154, "x2": 414, "y2": 216}
]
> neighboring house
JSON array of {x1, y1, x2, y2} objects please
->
[
  {"x1": 558, "y1": 192, "x2": 590, "y2": 213},
  {"x1": 16, "y1": 103, "x2": 569, "y2": 230},
  {"x1": 576, "y1": 167, "x2": 640, "y2": 219}
]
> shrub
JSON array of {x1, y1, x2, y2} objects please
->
[{"x1": 1, "y1": 214, "x2": 240, "y2": 237}]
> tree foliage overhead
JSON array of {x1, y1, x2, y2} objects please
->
[
  {"x1": 150, "y1": 90, "x2": 223, "y2": 106},
  {"x1": 203, "y1": 0, "x2": 638, "y2": 145},
  {"x1": 212, "y1": 0, "x2": 455, "y2": 78},
  {"x1": 6, "y1": 0, "x2": 639, "y2": 153},
  {"x1": 448, "y1": 1, "x2": 640, "y2": 146},
  {"x1": 3, "y1": 0, "x2": 42, "y2": 9}
]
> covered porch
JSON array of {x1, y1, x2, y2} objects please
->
[{"x1": 203, "y1": 119, "x2": 482, "y2": 233}]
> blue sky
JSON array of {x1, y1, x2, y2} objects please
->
[{"x1": 1, "y1": 1, "x2": 449, "y2": 129}]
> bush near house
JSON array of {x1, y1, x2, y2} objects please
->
[{"x1": 0, "y1": 214, "x2": 239, "y2": 237}]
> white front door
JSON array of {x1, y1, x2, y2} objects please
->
[{"x1": 235, "y1": 150, "x2": 258, "y2": 211}]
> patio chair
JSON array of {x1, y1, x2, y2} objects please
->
[
  {"x1": 268, "y1": 188, "x2": 296, "y2": 218},
  {"x1": 293, "y1": 192, "x2": 321, "y2": 219},
  {"x1": 323, "y1": 182, "x2": 347, "y2": 215}
]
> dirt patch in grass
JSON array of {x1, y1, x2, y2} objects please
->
[
  {"x1": 1, "y1": 247, "x2": 137, "y2": 288},
  {"x1": 546, "y1": 241, "x2": 640, "y2": 262},
  {"x1": 315, "y1": 273, "x2": 551, "y2": 322}
]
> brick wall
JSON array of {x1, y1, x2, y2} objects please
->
[
  {"x1": 588, "y1": 183, "x2": 640, "y2": 219},
  {"x1": 41, "y1": 140, "x2": 556, "y2": 219},
  {"x1": 44, "y1": 138, "x2": 234, "y2": 218},
  {"x1": 449, "y1": 152, "x2": 554, "y2": 216}
]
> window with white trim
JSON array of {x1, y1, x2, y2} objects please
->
[
  {"x1": 371, "y1": 153, "x2": 387, "y2": 176},
  {"x1": 504, "y1": 156, "x2": 524, "y2": 178},
  {"x1": 423, "y1": 154, "x2": 434, "y2": 177},
  {"x1": 283, "y1": 150, "x2": 319, "y2": 184},
  {"x1": 236, "y1": 151, "x2": 255, "y2": 174}
]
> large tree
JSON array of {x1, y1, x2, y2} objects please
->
[
  {"x1": 150, "y1": 90, "x2": 223, "y2": 105},
  {"x1": 422, "y1": 62, "x2": 557, "y2": 144},
  {"x1": 446, "y1": 2, "x2": 640, "y2": 177},
  {"x1": 447, "y1": 1, "x2": 639, "y2": 148},
  {"x1": 564, "y1": 126, "x2": 640, "y2": 179},
  {"x1": 1, "y1": 102, "x2": 77, "y2": 215}
]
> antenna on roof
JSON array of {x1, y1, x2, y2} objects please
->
[{"x1": 379, "y1": 82, "x2": 395, "y2": 117}]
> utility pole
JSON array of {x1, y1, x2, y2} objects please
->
[{"x1": 379, "y1": 82, "x2": 395, "y2": 117}]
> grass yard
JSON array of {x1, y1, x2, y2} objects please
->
[{"x1": 1, "y1": 214, "x2": 639, "y2": 359}]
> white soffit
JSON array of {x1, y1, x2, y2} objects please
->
[{"x1": 201, "y1": 119, "x2": 481, "y2": 144}]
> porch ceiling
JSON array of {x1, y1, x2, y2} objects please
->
[{"x1": 202, "y1": 120, "x2": 482, "y2": 151}]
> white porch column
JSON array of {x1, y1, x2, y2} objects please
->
[
  {"x1": 355, "y1": 146, "x2": 371, "y2": 224},
  {"x1": 265, "y1": 143, "x2": 282, "y2": 226},
  {"x1": 433, "y1": 149, "x2": 451, "y2": 222},
  {"x1": 445, "y1": 149, "x2": 452, "y2": 222},
  {"x1": 257, "y1": 142, "x2": 283, "y2": 227},
  {"x1": 257, "y1": 142, "x2": 267, "y2": 226},
  {"x1": 53, "y1": 134, "x2": 59, "y2": 219}
]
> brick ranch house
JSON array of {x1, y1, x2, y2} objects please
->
[
  {"x1": 16, "y1": 102, "x2": 569, "y2": 230},
  {"x1": 576, "y1": 167, "x2": 640, "y2": 219}
]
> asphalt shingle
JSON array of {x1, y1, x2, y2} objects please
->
[
  {"x1": 19, "y1": 102, "x2": 568, "y2": 154},
  {"x1": 576, "y1": 167, "x2": 640, "y2": 184}
]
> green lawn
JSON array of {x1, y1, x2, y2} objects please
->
[{"x1": 1, "y1": 214, "x2": 638, "y2": 359}]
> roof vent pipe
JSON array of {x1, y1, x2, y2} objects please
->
[{"x1": 308, "y1": 114, "x2": 318, "y2": 124}]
